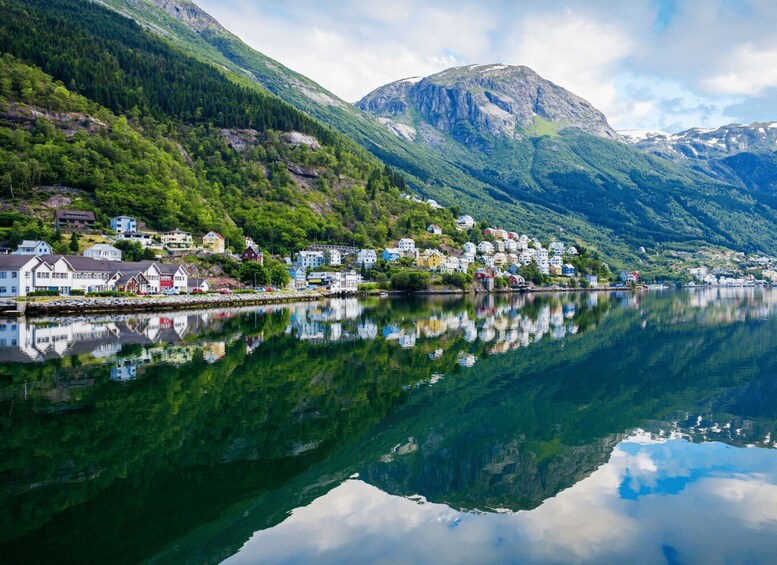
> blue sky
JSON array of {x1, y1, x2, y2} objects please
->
[{"x1": 197, "y1": 0, "x2": 777, "y2": 133}]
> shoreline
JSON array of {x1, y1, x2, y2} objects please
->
[
  {"x1": 8, "y1": 290, "x2": 338, "y2": 318},
  {"x1": 4, "y1": 286, "x2": 635, "y2": 318}
]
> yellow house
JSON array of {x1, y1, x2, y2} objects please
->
[
  {"x1": 416, "y1": 250, "x2": 445, "y2": 270},
  {"x1": 202, "y1": 231, "x2": 226, "y2": 254}
]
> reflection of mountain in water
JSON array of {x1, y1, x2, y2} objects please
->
[{"x1": 1, "y1": 290, "x2": 777, "y2": 563}]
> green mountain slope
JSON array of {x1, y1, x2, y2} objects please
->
[
  {"x1": 95, "y1": 0, "x2": 777, "y2": 264},
  {"x1": 0, "y1": 0, "x2": 458, "y2": 254}
]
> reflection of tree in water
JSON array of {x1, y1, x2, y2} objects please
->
[{"x1": 1, "y1": 290, "x2": 777, "y2": 563}]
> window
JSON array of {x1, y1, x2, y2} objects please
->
[
  {"x1": 0, "y1": 272, "x2": 6, "y2": 279},
  {"x1": 11, "y1": 287, "x2": 16, "y2": 294},
  {"x1": 0, "y1": 287, "x2": 5, "y2": 293},
  {"x1": 11, "y1": 272, "x2": 17, "y2": 278}
]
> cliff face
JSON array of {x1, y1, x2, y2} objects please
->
[{"x1": 358, "y1": 64, "x2": 619, "y2": 143}]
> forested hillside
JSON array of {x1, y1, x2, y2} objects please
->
[{"x1": 0, "y1": 0, "x2": 456, "y2": 254}]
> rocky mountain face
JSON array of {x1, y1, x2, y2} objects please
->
[
  {"x1": 357, "y1": 64, "x2": 619, "y2": 144},
  {"x1": 622, "y1": 123, "x2": 777, "y2": 195},
  {"x1": 622, "y1": 122, "x2": 777, "y2": 161}
]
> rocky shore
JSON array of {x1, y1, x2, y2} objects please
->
[{"x1": 3, "y1": 290, "x2": 336, "y2": 317}]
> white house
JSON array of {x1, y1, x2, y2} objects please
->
[
  {"x1": 477, "y1": 241, "x2": 494, "y2": 255},
  {"x1": 330, "y1": 271, "x2": 362, "y2": 293},
  {"x1": 110, "y1": 216, "x2": 137, "y2": 234},
  {"x1": 13, "y1": 240, "x2": 52, "y2": 256},
  {"x1": 504, "y1": 239, "x2": 518, "y2": 252},
  {"x1": 116, "y1": 232, "x2": 155, "y2": 248},
  {"x1": 397, "y1": 238, "x2": 416, "y2": 254},
  {"x1": 550, "y1": 242, "x2": 565, "y2": 256},
  {"x1": 296, "y1": 251, "x2": 325, "y2": 270},
  {"x1": 84, "y1": 244, "x2": 122, "y2": 262},
  {"x1": 566, "y1": 246, "x2": 579, "y2": 256},
  {"x1": 326, "y1": 249, "x2": 342, "y2": 266},
  {"x1": 162, "y1": 229, "x2": 193, "y2": 250},
  {"x1": 457, "y1": 215, "x2": 475, "y2": 230},
  {"x1": 463, "y1": 242, "x2": 477, "y2": 256},
  {"x1": 549, "y1": 256, "x2": 564, "y2": 269},
  {"x1": 356, "y1": 249, "x2": 377, "y2": 269},
  {"x1": 0, "y1": 255, "x2": 42, "y2": 297}
]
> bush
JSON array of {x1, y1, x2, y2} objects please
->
[
  {"x1": 390, "y1": 270, "x2": 430, "y2": 292},
  {"x1": 86, "y1": 291, "x2": 134, "y2": 297},
  {"x1": 70, "y1": 289, "x2": 85, "y2": 296},
  {"x1": 441, "y1": 272, "x2": 472, "y2": 290},
  {"x1": 27, "y1": 290, "x2": 59, "y2": 297}
]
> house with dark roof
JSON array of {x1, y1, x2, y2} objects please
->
[
  {"x1": 53, "y1": 210, "x2": 96, "y2": 230},
  {"x1": 0, "y1": 255, "x2": 43, "y2": 297}
]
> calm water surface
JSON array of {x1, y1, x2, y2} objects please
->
[{"x1": 2, "y1": 289, "x2": 777, "y2": 564}]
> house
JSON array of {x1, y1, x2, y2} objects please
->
[
  {"x1": 187, "y1": 278, "x2": 210, "y2": 293},
  {"x1": 356, "y1": 249, "x2": 377, "y2": 269},
  {"x1": 295, "y1": 251, "x2": 325, "y2": 270},
  {"x1": 307, "y1": 271, "x2": 333, "y2": 286},
  {"x1": 0, "y1": 255, "x2": 42, "y2": 297},
  {"x1": 110, "y1": 216, "x2": 137, "y2": 234},
  {"x1": 84, "y1": 244, "x2": 122, "y2": 262},
  {"x1": 114, "y1": 271, "x2": 150, "y2": 294},
  {"x1": 13, "y1": 240, "x2": 52, "y2": 256},
  {"x1": 330, "y1": 271, "x2": 362, "y2": 293},
  {"x1": 586, "y1": 274, "x2": 599, "y2": 286},
  {"x1": 427, "y1": 224, "x2": 442, "y2": 235},
  {"x1": 54, "y1": 210, "x2": 96, "y2": 230},
  {"x1": 242, "y1": 245, "x2": 264, "y2": 264},
  {"x1": 457, "y1": 215, "x2": 475, "y2": 230},
  {"x1": 549, "y1": 256, "x2": 564, "y2": 269},
  {"x1": 416, "y1": 250, "x2": 445, "y2": 270},
  {"x1": 287, "y1": 266, "x2": 307, "y2": 290},
  {"x1": 202, "y1": 231, "x2": 226, "y2": 254},
  {"x1": 508, "y1": 274, "x2": 527, "y2": 288},
  {"x1": 162, "y1": 229, "x2": 193, "y2": 250},
  {"x1": 34, "y1": 256, "x2": 117, "y2": 295},
  {"x1": 562, "y1": 264, "x2": 577, "y2": 277},
  {"x1": 463, "y1": 242, "x2": 477, "y2": 256},
  {"x1": 620, "y1": 270, "x2": 640, "y2": 283},
  {"x1": 504, "y1": 239, "x2": 518, "y2": 252},
  {"x1": 382, "y1": 248, "x2": 403, "y2": 262},
  {"x1": 477, "y1": 241, "x2": 494, "y2": 255},
  {"x1": 492, "y1": 253, "x2": 508, "y2": 267},
  {"x1": 549, "y1": 242, "x2": 565, "y2": 256},
  {"x1": 397, "y1": 238, "x2": 416, "y2": 254},
  {"x1": 566, "y1": 246, "x2": 579, "y2": 256},
  {"x1": 116, "y1": 231, "x2": 155, "y2": 248},
  {"x1": 158, "y1": 264, "x2": 189, "y2": 292},
  {"x1": 326, "y1": 249, "x2": 341, "y2": 266}
]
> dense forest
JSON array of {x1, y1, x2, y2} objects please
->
[{"x1": 0, "y1": 0, "x2": 457, "y2": 254}]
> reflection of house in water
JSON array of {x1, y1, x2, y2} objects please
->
[
  {"x1": 202, "y1": 342, "x2": 226, "y2": 364},
  {"x1": 358, "y1": 322, "x2": 378, "y2": 340},
  {"x1": 457, "y1": 352, "x2": 477, "y2": 367},
  {"x1": 244, "y1": 334, "x2": 264, "y2": 355}
]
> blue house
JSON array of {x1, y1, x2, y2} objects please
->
[
  {"x1": 382, "y1": 248, "x2": 402, "y2": 262},
  {"x1": 287, "y1": 267, "x2": 307, "y2": 290},
  {"x1": 562, "y1": 264, "x2": 576, "y2": 277}
]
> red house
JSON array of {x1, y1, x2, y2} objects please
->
[{"x1": 242, "y1": 245, "x2": 264, "y2": 265}]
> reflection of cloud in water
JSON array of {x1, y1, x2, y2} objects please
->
[{"x1": 225, "y1": 436, "x2": 777, "y2": 564}]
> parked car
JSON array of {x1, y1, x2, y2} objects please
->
[
  {"x1": 163, "y1": 288, "x2": 180, "y2": 296},
  {"x1": 218, "y1": 288, "x2": 232, "y2": 295},
  {"x1": 190, "y1": 288, "x2": 204, "y2": 294}
]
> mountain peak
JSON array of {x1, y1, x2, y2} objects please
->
[{"x1": 358, "y1": 64, "x2": 619, "y2": 142}]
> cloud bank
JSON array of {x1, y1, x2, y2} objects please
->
[{"x1": 198, "y1": 0, "x2": 777, "y2": 132}]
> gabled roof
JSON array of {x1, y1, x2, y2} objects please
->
[
  {"x1": 18, "y1": 240, "x2": 49, "y2": 248},
  {"x1": 0, "y1": 255, "x2": 43, "y2": 268}
]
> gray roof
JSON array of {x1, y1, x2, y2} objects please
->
[{"x1": 0, "y1": 255, "x2": 42, "y2": 268}]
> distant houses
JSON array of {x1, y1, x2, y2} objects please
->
[{"x1": 382, "y1": 248, "x2": 402, "y2": 262}]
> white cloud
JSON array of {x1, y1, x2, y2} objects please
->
[{"x1": 197, "y1": 0, "x2": 777, "y2": 131}]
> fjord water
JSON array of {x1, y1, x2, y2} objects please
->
[{"x1": 2, "y1": 290, "x2": 777, "y2": 564}]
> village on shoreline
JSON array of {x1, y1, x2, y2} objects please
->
[{"x1": 1, "y1": 204, "x2": 774, "y2": 317}]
